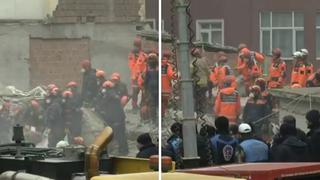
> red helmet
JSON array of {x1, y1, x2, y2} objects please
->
[
  {"x1": 51, "y1": 87, "x2": 59, "y2": 96},
  {"x1": 62, "y1": 90, "x2": 73, "y2": 98},
  {"x1": 67, "y1": 81, "x2": 78, "y2": 87},
  {"x1": 111, "y1": 72, "x2": 121, "y2": 81},
  {"x1": 133, "y1": 37, "x2": 142, "y2": 47},
  {"x1": 102, "y1": 80, "x2": 114, "y2": 88},
  {"x1": 240, "y1": 48, "x2": 250, "y2": 58},
  {"x1": 31, "y1": 100, "x2": 40, "y2": 109},
  {"x1": 47, "y1": 84, "x2": 57, "y2": 91},
  {"x1": 81, "y1": 59, "x2": 91, "y2": 69},
  {"x1": 272, "y1": 48, "x2": 281, "y2": 58},
  {"x1": 96, "y1": 70, "x2": 105, "y2": 78}
]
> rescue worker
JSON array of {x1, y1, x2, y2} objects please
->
[
  {"x1": 268, "y1": 48, "x2": 286, "y2": 89},
  {"x1": 306, "y1": 69, "x2": 320, "y2": 87},
  {"x1": 237, "y1": 47, "x2": 264, "y2": 95},
  {"x1": 210, "y1": 116, "x2": 238, "y2": 165},
  {"x1": 81, "y1": 59, "x2": 98, "y2": 106},
  {"x1": 66, "y1": 81, "x2": 83, "y2": 110},
  {"x1": 242, "y1": 85, "x2": 271, "y2": 138},
  {"x1": 255, "y1": 78, "x2": 273, "y2": 110},
  {"x1": 165, "y1": 122, "x2": 183, "y2": 167},
  {"x1": 136, "y1": 133, "x2": 158, "y2": 158},
  {"x1": 270, "y1": 123, "x2": 308, "y2": 162},
  {"x1": 96, "y1": 70, "x2": 106, "y2": 88},
  {"x1": 144, "y1": 53, "x2": 159, "y2": 125},
  {"x1": 305, "y1": 109, "x2": 320, "y2": 161},
  {"x1": 45, "y1": 88, "x2": 64, "y2": 147},
  {"x1": 44, "y1": 84, "x2": 58, "y2": 110},
  {"x1": 99, "y1": 80, "x2": 128, "y2": 155},
  {"x1": 210, "y1": 51, "x2": 234, "y2": 89},
  {"x1": 21, "y1": 100, "x2": 45, "y2": 133},
  {"x1": 128, "y1": 37, "x2": 147, "y2": 112},
  {"x1": 61, "y1": 90, "x2": 82, "y2": 144},
  {"x1": 0, "y1": 101, "x2": 13, "y2": 144},
  {"x1": 236, "y1": 123, "x2": 269, "y2": 163},
  {"x1": 214, "y1": 76, "x2": 241, "y2": 125},
  {"x1": 291, "y1": 50, "x2": 314, "y2": 87},
  {"x1": 111, "y1": 72, "x2": 129, "y2": 107},
  {"x1": 161, "y1": 50, "x2": 175, "y2": 117},
  {"x1": 190, "y1": 48, "x2": 211, "y2": 113}
]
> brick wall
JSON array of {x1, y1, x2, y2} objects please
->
[{"x1": 29, "y1": 37, "x2": 90, "y2": 88}]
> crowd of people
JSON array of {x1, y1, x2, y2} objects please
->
[{"x1": 0, "y1": 37, "x2": 159, "y2": 156}]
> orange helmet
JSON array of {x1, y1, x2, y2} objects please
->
[
  {"x1": 67, "y1": 81, "x2": 78, "y2": 87},
  {"x1": 111, "y1": 72, "x2": 121, "y2": 81},
  {"x1": 133, "y1": 37, "x2": 142, "y2": 47},
  {"x1": 96, "y1": 70, "x2": 105, "y2": 78},
  {"x1": 272, "y1": 48, "x2": 281, "y2": 58},
  {"x1": 31, "y1": 100, "x2": 40, "y2": 109},
  {"x1": 238, "y1": 43, "x2": 247, "y2": 51},
  {"x1": 47, "y1": 84, "x2": 57, "y2": 91},
  {"x1": 62, "y1": 90, "x2": 73, "y2": 98},
  {"x1": 81, "y1": 59, "x2": 91, "y2": 69},
  {"x1": 240, "y1": 48, "x2": 250, "y2": 58},
  {"x1": 102, "y1": 80, "x2": 114, "y2": 88}
]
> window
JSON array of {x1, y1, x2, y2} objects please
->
[
  {"x1": 260, "y1": 12, "x2": 304, "y2": 58},
  {"x1": 144, "y1": 19, "x2": 156, "y2": 30},
  {"x1": 196, "y1": 19, "x2": 224, "y2": 45},
  {"x1": 316, "y1": 14, "x2": 320, "y2": 59}
]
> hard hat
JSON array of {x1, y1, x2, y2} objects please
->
[
  {"x1": 300, "y1": 48, "x2": 309, "y2": 56},
  {"x1": 56, "y1": 140, "x2": 69, "y2": 148},
  {"x1": 31, "y1": 100, "x2": 40, "y2": 109},
  {"x1": 134, "y1": 37, "x2": 142, "y2": 47},
  {"x1": 240, "y1": 48, "x2": 250, "y2": 58},
  {"x1": 238, "y1": 43, "x2": 247, "y2": 51},
  {"x1": 293, "y1": 51, "x2": 303, "y2": 58},
  {"x1": 67, "y1": 81, "x2": 78, "y2": 87},
  {"x1": 81, "y1": 59, "x2": 91, "y2": 69},
  {"x1": 102, "y1": 80, "x2": 114, "y2": 88},
  {"x1": 96, "y1": 70, "x2": 105, "y2": 78},
  {"x1": 272, "y1": 48, "x2": 281, "y2": 57},
  {"x1": 62, "y1": 90, "x2": 73, "y2": 98},
  {"x1": 250, "y1": 85, "x2": 261, "y2": 93},
  {"x1": 111, "y1": 72, "x2": 121, "y2": 81},
  {"x1": 238, "y1": 123, "x2": 252, "y2": 133},
  {"x1": 47, "y1": 84, "x2": 57, "y2": 91},
  {"x1": 51, "y1": 87, "x2": 59, "y2": 96}
]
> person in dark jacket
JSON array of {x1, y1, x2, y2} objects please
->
[
  {"x1": 99, "y1": 80, "x2": 128, "y2": 155},
  {"x1": 243, "y1": 85, "x2": 272, "y2": 138},
  {"x1": 210, "y1": 116, "x2": 238, "y2": 165},
  {"x1": 272, "y1": 115, "x2": 306, "y2": 147},
  {"x1": 165, "y1": 122, "x2": 183, "y2": 167},
  {"x1": 81, "y1": 59, "x2": 98, "y2": 106},
  {"x1": 144, "y1": 53, "x2": 159, "y2": 125},
  {"x1": 21, "y1": 100, "x2": 45, "y2": 133},
  {"x1": 45, "y1": 96, "x2": 64, "y2": 147},
  {"x1": 136, "y1": 133, "x2": 158, "y2": 158},
  {"x1": 270, "y1": 123, "x2": 308, "y2": 162},
  {"x1": 111, "y1": 72, "x2": 129, "y2": 107},
  {"x1": 197, "y1": 124, "x2": 216, "y2": 166},
  {"x1": 306, "y1": 109, "x2": 320, "y2": 161}
]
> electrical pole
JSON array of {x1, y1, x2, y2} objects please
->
[{"x1": 175, "y1": 0, "x2": 198, "y2": 157}]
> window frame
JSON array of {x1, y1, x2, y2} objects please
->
[
  {"x1": 259, "y1": 12, "x2": 304, "y2": 60},
  {"x1": 316, "y1": 14, "x2": 320, "y2": 60},
  {"x1": 144, "y1": 18, "x2": 156, "y2": 30},
  {"x1": 196, "y1": 19, "x2": 224, "y2": 45}
]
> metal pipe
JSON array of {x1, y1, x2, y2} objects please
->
[
  {"x1": 0, "y1": 171, "x2": 52, "y2": 180},
  {"x1": 175, "y1": 0, "x2": 198, "y2": 157},
  {"x1": 85, "y1": 127, "x2": 113, "y2": 180}
]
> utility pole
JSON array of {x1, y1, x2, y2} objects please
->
[{"x1": 175, "y1": 0, "x2": 198, "y2": 157}]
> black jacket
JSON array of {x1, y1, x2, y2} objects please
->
[
  {"x1": 271, "y1": 136, "x2": 308, "y2": 162},
  {"x1": 307, "y1": 127, "x2": 320, "y2": 161},
  {"x1": 136, "y1": 144, "x2": 158, "y2": 158},
  {"x1": 82, "y1": 69, "x2": 98, "y2": 103},
  {"x1": 45, "y1": 99, "x2": 63, "y2": 133}
]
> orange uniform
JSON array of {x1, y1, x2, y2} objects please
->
[
  {"x1": 214, "y1": 87, "x2": 241, "y2": 124},
  {"x1": 161, "y1": 59, "x2": 176, "y2": 117},
  {"x1": 291, "y1": 63, "x2": 314, "y2": 87},
  {"x1": 210, "y1": 65, "x2": 231, "y2": 88},
  {"x1": 306, "y1": 71, "x2": 320, "y2": 87},
  {"x1": 128, "y1": 51, "x2": 147, "y2": 82},
  {"x1": 268, "y1": 61, "x2": 286, "y2": 88}
]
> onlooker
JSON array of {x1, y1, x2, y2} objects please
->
[
  {"x1": 136, "y1": 133, "x2": 158, "y2": 159},
  {"x1": 306, "y1": 109, "x2": 320, "y2": 161}
]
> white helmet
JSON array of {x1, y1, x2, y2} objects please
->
[
  {"x1": 300, "y1": 48, "x2": 309, "y2": 56},
  {"x1": 238, "y1": 123, "x2": 252, "y2": 134},
  {"x1": 293, "y1": 51, "x2": 303, "y2": 58}
]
